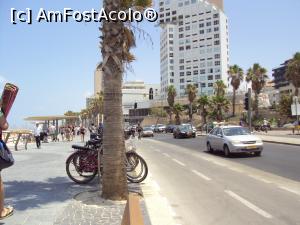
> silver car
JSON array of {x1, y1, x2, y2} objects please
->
[{"x1": 206, "y1": 126, "x2": 263, "y2": 157}]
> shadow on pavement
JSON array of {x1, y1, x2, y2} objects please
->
[
  {"x1": 5, "y1": 176, "x2": 98, "y2": 211},
  {"x1": 204, "y1": 150, "x2": 259, "y2": 159}
]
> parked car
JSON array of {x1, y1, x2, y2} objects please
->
[
  {"x1": 165, "y1": 124, "x2": 176, "y2": 133},
  {"x1": 206, "y1": 125, "x2": 263, "y2": 157},
  {"x1": 173, "y1": 125, "x2": 195, "y2": 139},
  {"x1": 142, "y1": 127, "x2": 154, "y2": 137},
  {"x1": 154, "y1": 124, "x2": 166, "y2": 133}
]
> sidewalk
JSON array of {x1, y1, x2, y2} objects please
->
[{"x1": 2, "y1": 137, "x2": 158, "y2": 225}]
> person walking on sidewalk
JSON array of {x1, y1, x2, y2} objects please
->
[
  {"x1": 0, "y1": 112, "x2": 14, "y2": 220},
  {"x1": 34, "y1": 123, "x2": 42, "y2": 149},
  {"x1": 80, "y1": 125, "x2": 86, "y2": 142},
  {"x1": 137, "y1": 123, "x2": 143, "y2": 140}
]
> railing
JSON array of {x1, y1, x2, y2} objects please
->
[
  {"x1": 121, "y1": 193, "x2": 144, "y2": 225},
  {"x1": 3, "y1": 130, "x2": 32, "y2": 151}
]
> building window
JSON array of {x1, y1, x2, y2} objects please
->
[
  {"x1": 169, "y1": 34, "x2": 173, "y2": 38},
  {"x1": 208, "y1": 83, "x2": 213, "y2": 87},
  {"x1": 201, "y1": 83, "x2": 206, "y2": 88},
  {"x1": 214, "y1": 27, "x2": 219, "y2": 32},
  {"x1": 179, "y1": 21, "x2": 184, "y2": 25},
  {"x1": 180, "y1": 72, "x2": 184, "y2": 76},
  {"x1": 200, "y1": 69, "x2": 205, "y2": 74},
  {"x1": 169, "y1": 40, "x2": 173, "y2": 44},
  {"x1": 199, "y1": 23, "x2": 204, "y2": 28},
  {"x1": 179, "y1": 46, "x2": 184, "y2": 51},
  {"x1": 170, "y1": 72, "x2": 174, "y2": 76},
  {"x1": 180, "y1": 79, "x2": 185, "y2": 83},
  {"x1": 214, "y1": 34, "x2": 219, "y2": 38},
  {"x1": 214, "y1": 40, "x2": 220, "y2": 45},
  {"x1": 206, "y1": 22, "x2": 211, "y2": 26},
  {"x1": 149, "y1": 88, "x2": 153, "y2": 100},
  {"x1": 215, "y1": 61, "x2": 220, "y2": 66},
  {"x1": 213, "y1": 13, "x2": 219, "y2": 18},
  {"x1": 180, "y1": 85, "x2": 185, "y2": 89},
  {"x1": 214, "y1": 20, "x2": 219, "y2": 25},
  {"x1": 179, "y1": 34, "x2": 184, "y2": 38},
  {"x1": 207, "y1": 28, "x2": 212, "y2": 33},
  {"x1": 185, "y1": 26, "x2": 190, "y2": 31},
  {"x1": 208, "y1": 75, "x2": 213, "y2": 80},
  {"x1": 186, "y1": 71, "x2": 191, "y2": 76},
  {"x1": 172, "y1": 10, "x2": 176, "y2": 15},
  {"x1": 186, "y1": 45, "x2": 191, "y2": 50},
  {"x1": 179, "y1": 66, "x2": 185, "y2": 70},
  {"x1": 200, "y1": 30, "x2": 204, "y2": 34},
  {"x1": 215, "y1": 74, "x2": 221, "y2": 79},
  {"x1": 179, "y1": 27, "x2": 184, "y2": 32},
  {"x1": 193, "y1": 70, "x2": 199, "y2": 75},
  {"x1": 179, "y1": 59, "x2": 184, "y2": 64}
]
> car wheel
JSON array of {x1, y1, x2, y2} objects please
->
[
  {"x1": 224, "y1": 145, "x2": 231, "y2": 157},
  {"x1": 207, "y1": 142, "x2": 214, "y2": 153},
  {"x1": 254, "y1": 151, "x2": 261, "y2": 157}
]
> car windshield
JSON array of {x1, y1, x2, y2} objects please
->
[
  {"x1": 223, "y1": 127, "x2": 251, "y2": 136},
  {"x1": 143, "y1": 127, "x2": 152, "y2": 131},
  {"x1": 179, "y1": 125, "x2": 190, "y2": 131}
]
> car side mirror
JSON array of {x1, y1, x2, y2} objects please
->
[{"x1": 217, "y1": 134, "x2": 223, "y2": 138}]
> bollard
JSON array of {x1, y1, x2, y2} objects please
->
[{"x1": 121, "y1": 193, "x2": 144, "y2": 225}]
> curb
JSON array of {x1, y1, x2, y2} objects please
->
[{"x1": 261, "y1": 140, "x2": 300, "y2": 147}]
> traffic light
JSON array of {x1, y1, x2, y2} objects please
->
[
  {"x1": 134, "y1": 102, "x2": 137, "y2": 109},
  {"x1": 244, "y1": 93, "x2": 249, "y2": 111}
]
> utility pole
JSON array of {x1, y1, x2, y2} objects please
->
[
  {"x1": 248, "y1": 88, "x2": 252, "y2": 131},
  {"x1": 293, "y1": 96, "x2": 299, "y2": 125}
]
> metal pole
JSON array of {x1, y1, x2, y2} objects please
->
[{"x1": 248, "y1": 88, "x2": 252, "y2": 131}]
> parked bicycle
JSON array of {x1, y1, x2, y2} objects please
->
[{"x1": 65, "y1": 135, "x2": 148, "y2": 184}]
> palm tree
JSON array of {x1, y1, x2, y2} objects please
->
[
  {"x1": 100, "y1": 0, "x2": 152, "y2": 200},
  {"x1": 80, "y1": 109, "x2": 89, "y2": 127},
  {"x1": 173, "y1": 103, "x2": 184, "y2": 125},
  {"x1": 186, "y1": 84, "x2": 198, "y2": 122},
  {"x1": 278, "y1": 94, "x2": 293, "y2": 119},
  {"x1": 246, "y1": 63, "x2": 268, "y2": 118},
  {"x1": 228, "y1": 65, "x2": 244, "y2": 116},
  {"x1": 285, "y1": 52, "x2": 300, "y2": 96},
  {"x1": 167, "y1": 85, "x2": 177, "y2": 123},
  {"x1": 213, "y1": 80, "x2": 226, "y2": 97},
  {"x1": 197, "y1": 95, "x2": 210, "y2": 125},
  {"x1": 209, "y1": 95, "x2": 230, "y2": 121}
]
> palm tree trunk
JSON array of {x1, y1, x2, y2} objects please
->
[
  {"x1": 254, "y1": 93, "x2": 259, "y2": 119},
  {"x1": 189, "y1": 103, "x2": 192, "y2": 122},
  {"x1": 232, "y1": 89, "x2": 236, "y2": 117},
  {"x1": 295, "y1": 87, "x2": 299, "y2": 97},
  {"x1": 100, "y1": 0, "x2": 128, "y2": 200}
]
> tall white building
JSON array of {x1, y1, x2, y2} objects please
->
[{"x1": 159, "y1": 0, "x2": 229, "y2": 98}]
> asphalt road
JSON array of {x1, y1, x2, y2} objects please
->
[
  {"x1": 154, "y1": 134, "x2": 300, "y2": 182},
  {"x1": 137, "y1": 134, "x2": 300, "y2": 225}
]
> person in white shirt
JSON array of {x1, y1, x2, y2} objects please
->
[{"x1": 33, "y1": 123, "x2": 42, "y2": 149}]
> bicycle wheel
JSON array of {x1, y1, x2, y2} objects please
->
[
  {"x1": 66, "y1": 151, "x2": 98, "y2": 184},
  {"x1": 126, "y1": 152, "x2": 148, "y2": 183}
]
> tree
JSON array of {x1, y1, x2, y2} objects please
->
[
  {"x1": 100, "y1": 0, "x2": 152, "y2": 200},
  {"x1": 79, "y1": 109, "x2": 89, "y2": 127},
  {"x1": 213, "y1": 80, "x2": 226, "y2": 97},
  {"x1": 173, "y1": 103, "x2": 184, "y2": 125},
  {"x1": 64, "y1": 111, "x2": 79, "y2": 126},
  {"x1": 167, "y1": 85, "x2": 177, "y2": 123},
  {"x1": 285, "y1": 52, "x2": 300, "y2": 96},
  {"x1": 197, "y1": 95, "x2": 210, "y2": 125},
  {"x1": 186, "y1": 84, "x2": 198, "y2": 122},
  {"x1": 209, "y1": 95, "x2": 230, "y2": 121},
  {"x1": 150, "y1": 107, "x2": 167, "y2": 117},
  {"x1": 228, "y1": 65, "x2": 244, "y2": 116},
  {"x1": 246, "y1": 63, "x2": 268, "y2": 118},
  {"x1": 278, "y1": 94, "x2": 293, "y2": 118}
]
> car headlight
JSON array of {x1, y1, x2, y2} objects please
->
[
  {"x1": 256, "y1": 140, "x2": 263, "y2": 144},
  {"x1": 231, "y1": 140, "x2": 241, "y2": 144}
]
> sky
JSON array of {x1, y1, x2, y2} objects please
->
[{"x1": 0, "y1": 0, "x2": 300, "y2": 128}]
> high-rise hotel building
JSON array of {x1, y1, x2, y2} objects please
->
[{"x1": 159, "y1": 0, "x2": 229, "y2": 98}]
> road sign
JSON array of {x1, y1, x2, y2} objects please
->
[{"x1": 291, "y1": 104, "x2": 300, "y2": 116}]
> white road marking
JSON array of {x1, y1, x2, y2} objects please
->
[
  {"x1": 279, "y1": 186, "x2": 300, "y2": 196},
  {"x1": 191, "y1": 170, "x2": 212, "y2": 181},
  {"x1": 248, "y1": 174, "x2": 272, "y2": 184},
  {"x1": 212, "y1": 161, "x2": 227, "y2": 167},
  {"x1": 152, "y1": 180, "x2": 161, "y2": 191},
  {"x1": 163, "y1": 153, "x2": 171, "y2": 158},
  {"x1": 172, "y1": 158, "x2": 186, "y2": 167},
  {"x1": 225, "y1": 190, "x2": 272, "y2": 219}
]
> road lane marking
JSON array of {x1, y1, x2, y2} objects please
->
[
  {"x1": 248, "y1": 174, "x2": 272, "y2": 184},
  {"x1": 191, "y1": 170, "x2": 212, "y2": 181},
  {"x1": 163, "y1": 153, "x2": 171, "y2": 158},
  {"x1": 225, "y1": 190, "x2": 272, "y2": 219},
  {"x1": 163, "y1": 197, "x2": 177, "y2": 217},
  {"x1": 279, "y1": 186, "x2": 300, "y2": 196},
  {"x1": 172, "y1": 158, "x2": 186, "y2": 167}
]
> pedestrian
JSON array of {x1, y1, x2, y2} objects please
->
[
  {"x1": 80, "y1": 125, "x2": 86, "y2": 142},
  {"x1": 0, "y1": 110, "x2": 14, "y2": 220},
  {"x1": 60, "y1": 126, "x2": 65, "y2": 141},
  {"x1": 33, "y1": 123, "x2": 42, "y2": 149},
  {"x1": 137, "y1": 123, "x2": 143, "y2": 140},
  {"x1": 263, "y1": 118, "x2": 268, "y2": 133}
]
